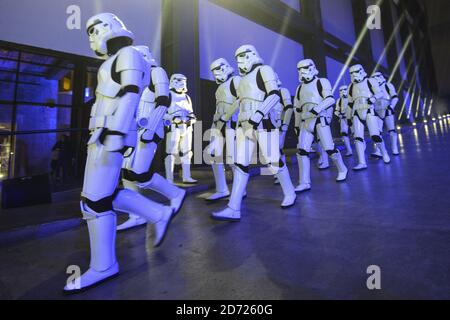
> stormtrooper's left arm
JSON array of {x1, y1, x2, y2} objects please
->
[
  {"x1": 186, "y1": 94, "x2": 197, "y2": 125},
  {"x1": 368, "y1": 78, "x2": 383, "y2": 104},
  {"x1": 141, "y1": 67, "x2": 170, "y2": 139},
  {"x1": 387, "y1": 83, "x2": 399, "y2": 110},
  {"x1": 281, "y1": 87, "x2": 294, "y2": 132},
  {"x1": 249, "y1": 65, "x2": 280, "y2": 126},
  {"x1": 311, "y1": 78, "x2": 335, "y2": 115},
  {"x1": 104, "y1": 48, "x2": 144, "y2": 151}
]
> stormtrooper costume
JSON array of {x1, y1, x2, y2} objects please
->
[
  {"x1": 294, "y1": 59, "x2": 348, "y2": 193},
  {"x1": 274, "y1": 74, "x2": 294, "y2": 184},
  {"x1": 206, "y1": 58, "x2": 241, "y2": 201},
  {"x1": 117, "y1": 46, "x2": 186, "y2": 231},
  {"x1": 348, "y1": 65, "x2": 391, "y2": 171},
  {"x1": 164, "y1": 74, "x2": 198, "y2": 184},
  {"x1": 211, "y1": 45, "x2": 297, "y2": 221},
  {"x1": 370, "y1": 72, "x2": 400, "y2": 156},
  {"x1": 64, "y1": 14, "x2": 174, "y2": 292},
  {"x1": 334, "y1": 85, "x2": 353, "y2": 156}
]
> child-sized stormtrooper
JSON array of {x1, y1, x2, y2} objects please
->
[
  {"x1": 334, "y1": 85, "x2": 353, "y2": 156},
  {"x1": 164, "y1": 74, "x2": 198, "y2": 184},
  {"x1": 117, "y1": 46, "x2": 186, "y2": 231},
  {"x1": 294, "y1": 59, "x2": 348, "y2": 193},
  {"x1": 206, "y1": 58, "x2": 241, "y2": 201}
]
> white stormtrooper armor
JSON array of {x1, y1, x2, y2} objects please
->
[
  {"x1": 273, "y1": 74, "x2": 294, "y2": 185},
  {"x1": 371, "y1": 72, "x2": 400, "y2": 156},
  {"x1": 334, "y1": 85, "x2": 353, "y2": 156},
  {"x1": 211, "y1": 45, "x2": 296, "y2": 221},
  {"x1": 165, "y1": 74, "x2": 197, "y2": 184},
  {"x1": 206, "y1": 58, "x2": 241, "y2": 201},
  {"x1": 294, "y1": 59, "x2": 348, "y2": 193},
  {"x1": 64, "y1": 14, "x2": 175, "y2": 293},
  {"x1": 117, "y1": 46, "x2": 186, "y2": 231},
  {"x1": 348, "y1": 65, "x2": 391, "y2": 170}
]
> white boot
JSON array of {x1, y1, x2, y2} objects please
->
[
  {"x1": 64, "y1": 204, "x2": 119, "y2": 292},
  {"x1": 276, "y1": 166, "x2": 297, "y2": 208},
  {"x1": 370, "y1": 143, "x2": 383, "y2": 159},
  {"x1": 116, "y1": 179, "x2": 146, "y2": 231},
  {"x1": 182, "y1": 163, "x2": 198, "y2": 184},
  {"x1": 139, "y1": 173, "x2": 186, "y2": 216},
  {"x1": 353, "y1": 140, "x2": 368, "y2": 171},
  {"x1": 377, "y1": 141, "x2": 391, "y2": 164},
  {"x1": 295, "y1": 154, "x2": 312, "y2": 193},
  {"x1": 211, "y1": 167, "x2": 249, "y2": 221},
  {"x1": 206, "y1": 163, "x2": 230, "y2": 201},
  {"x1": 390, "y1": 131, "x2": 399, "y2": 155},
  {"x1": 331, "y1": 151, "x2": 348, "y2": 182},
  {"x1": 343, "y1": 136, "x2": 353, "y2": 156},
  {"x1": 116, "y1": 214, "x2": 146, "y2": 231},
  {"x1": 317, "y1": 144, "x2": 330, "y2": 170},
  {"x1": 113, "y1": 189, "x2": 174, "y2": 247},
  {"x1": 165, "y1": 154, "x2": 175, "y2": 183}
]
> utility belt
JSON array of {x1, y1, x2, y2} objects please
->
[
  {"x1": 353, "y1": 97, "x2": 372, "y2": 111},
  {"x1": 374, "y1": 98, "x2": 391, "y2": 112},
  {"x1": 298, "y1": 102, "x2": 320, "y2": 120},
  {"x1": 238, "y1": 98, "x2": 264, "y2": 122}
]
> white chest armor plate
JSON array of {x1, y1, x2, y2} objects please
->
[
  {"x1": 96, "y1": 52, "x2": 122, "y2": 99},
  {"x1": 297, "y1": 79, "x2": 323, "y2": 120},
  {"x1": 237, "y1": 67, "x2": 266, "y2": 121},
  {"x1": 351, "y1": 79, "x2": 374, "y2": 111},
  {"x1": 168, "y1": 91, "x2": 192, "y2": 121}
]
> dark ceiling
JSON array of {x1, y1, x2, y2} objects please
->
[{"x1": 422, "y1": 0, "x2": 450, "y2": 98}]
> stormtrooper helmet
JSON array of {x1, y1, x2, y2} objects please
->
[
  {"x1": 297, "y1": 59, "x2": 319, "y2": 82},
  {"x1": 170, "y1": 74, "x2": 188, "y2": 93},
  {"x1": 349, "y1": 64, "x2": 367, "y2": 83},
  {"x1": 339, "y1": 85, "x2": 348, "y2": 98},
  {"x1": 210, "y1": 58, "x2": 234, "y2": 84},
  {"x1": 86, "y1": 13, "x2": 134, "y2": 59},
  {"x1": 372, "y1": 71, "x2": 386, "y2": 86},
  {"x1": 234, "y1": 45, "x2": 264, "y2": 75}
]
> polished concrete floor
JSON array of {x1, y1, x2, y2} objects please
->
[{"x1": 1, "y1": 121, "x2": 450, "y2": 300}]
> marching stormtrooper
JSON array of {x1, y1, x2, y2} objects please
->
[
  {"x1": 370, "y1": 72, "x2": 400, "y2": 156},
  {"x1": 211, "y1": 45, "x2": 297, "y2": 222},
  {"x1": 65, "y1": 13, "x2": 174, "y2": 292},
  {"x1": 334, "y1": 85, "x2": 353, "y2": 156},
  {"x1": 294, "y1": 59, "x2": 348, "y2": 193},
  {"x1": 274, "y1": 74, "x2": 294, "y2": 184},
  {"x1": 117, "y1": 46, "x2": 186, "y2": 231},
  {"x1": 206, "y1": 58, "x2": 241, "y2": 201},
  {"x1": 347, "y1": 65, "x2": 391, "y2": 170},
  {"x1": 165, "y1": 74, "x2": 198, "y2": 184}
]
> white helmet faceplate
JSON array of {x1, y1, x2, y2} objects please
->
[
  {"x1": 86, "y1": 13, "x2": 134, "y2": 59},
  {"x1": 297, "y1": 59, "x2": 319, "y2": 82},
  {"x1": 349, "y1": 64, "x2": 367, "y2": 83},
  {"x1": 210, "y1": 58, "x2": 234, "y2": 84},
  {"x1": 339, "y1": 85, "x2": 348, "y2": 98},
  {"x1": 372, "y1": 71, "x2": 386, "y2": 86},
  {"x1": 170, "y1": 73, "x2": 188, "y2": 93},
  {"x1": 234, "y1": 45, "x2": 264, "y2": 75}
]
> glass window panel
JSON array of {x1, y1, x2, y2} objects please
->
[
  {"x1": 0, "y1": 104, "x2": 13, "y2": 132},
  {"x1": 0, "y1": 135, "x2": 12, "y2": 180},
  {"x1": 15, "y1": 105, "x2": 71, "y2": 132},
  {"x1": 84, "y1": 68, "x2": 98, "y2": 103},
  {"x1": 17, "y1": 67, "x2": 73, "y2": 105},
  {"x1": 0, "y1": 49, "x2": 19, "y2": 60},
  {"x1": 320, "y1": 0, "x2": 356, "y2": 45}
]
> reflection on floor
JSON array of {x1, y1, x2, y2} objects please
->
[{"x1": 1, "y1": 120, "x2": 450, "y2": 299}]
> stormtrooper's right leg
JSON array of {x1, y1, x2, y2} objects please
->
[
  {"x1": 295, "y1": 121, "x2": 315, "y2": 192},
  {"x1": 370, "y1": 115, "x2": 384, "y2": 159},
  {"x1": 353, "y1": 115, "x2": 368, "y2": 171},
  {"x1": 165, "y1": 127, "x2": 180, "y2": 183},
  {"x1": 316, "y1": 139, "x2": 330, "y2": 170},
  {"x1": 367, "y1": 113, "x2": 390, "y2": 164},
  {"x1": 211, "y1": 127, "x2": 253, "y2": 221},
  {"x1": 180, "y1": 126, "x2": 197, "y2": 184},
  {"x1": 341, "y1": 119, "x2": 353, "y2": 156},
  {"x1": 385, "y1": 115, "x2": 399, "y2": 155},
  {"x1": 207, "y1": 130, "x2": 230, "y2": 201}
]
